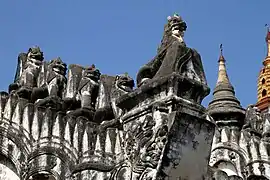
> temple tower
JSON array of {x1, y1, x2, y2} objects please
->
[
  {"x1": 208, "y1": 45, "x2": 245, "y2": 126},
  {"x1": 256, "y1": 26, "x2": 270, "y2": 112},
  {"x1": 208, "y1": 45, "x2": 246, "y2": 179}
]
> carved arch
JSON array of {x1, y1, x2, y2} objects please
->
[
  {"x1": 228, "y1": 175, "x2": 243, "y2": 180},
  {"x1": 214, "y1": 160, "x2": 239, "y2": 177},
  {"x1": 0, "y1": 132, "x2": 30, "y2": 178},
  {"x1": 0, "y1": 154, "x2": 20, "y2": 180},
  {"x1": 28, "y1": 171, "x2": 58, "y2": 180},
  {"x1": 247, "y1": 175, "x2": 268, "y2": 180}
]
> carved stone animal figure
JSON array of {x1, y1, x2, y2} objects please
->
[
  {"x1": 9, "y1": 46, "x2": 44, "y2": 99},
  {"x1": 94, "y1": 73, "x2": 134, "y2": 125},
  {"x1": 32, "y1": 57, "x2": 67, "y2": 110},
  {"x1": 243, "y1": 104, "x2": 263, "y2": 135},
  {"x1": 46, "y1": 57, "x2": 67, "y2": 97},
  {"x1": 136, "y1": 14, "x2": 207, "y2": 87},
  {"x1": 67, "y1": 65, "x2": 101, "y2": 120},
  {"x1": 111, "y1": 73, "x2": 135, "y2": 117},
  {"x1": 78, "y1": 65, "x2": 101, "y2": 109}
]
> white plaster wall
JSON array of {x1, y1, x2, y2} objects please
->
[{"x1": 0, "y1": 163, "x2": 19, "y2": 180}]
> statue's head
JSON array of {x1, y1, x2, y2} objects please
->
[
  {"x1": 27, "y1": 46, "x2": 44, "y2": 61},
  {"x1": 246, "y1": 104, "x2": 261, "y2": 116},
  {"x1": 166, "y1": 14, "x2": 187, "y2": 40},
  {"x1": 48, "y1": 57, "x2": 67, "y2": 76},
  {"x1": 158, "y1": 14, "x2": 187, "y2": 52},
  {"x1": 115, "y1": 73, "x2": 134, "y2": 92},
  {"x1": 83, "y1": 64, "x2": 101, "y2": 82}
]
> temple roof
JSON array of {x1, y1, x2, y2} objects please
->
[
  {"x1": 207, "y1": 44, "x2": 245, "y2": 123},
  {"x1": 256, "y1": 26, "x2": 270, "y2": 111}
]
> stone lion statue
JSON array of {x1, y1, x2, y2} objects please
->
[{"x1": 136, "y1": 14, "x2": 207, "y2": 87}]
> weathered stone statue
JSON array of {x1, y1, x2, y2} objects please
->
[
  {"x1": 94, "y1": 73, "x2": 134, "y2": 125},
  {"x1": 110, "y1": 14, "x2": 214, "y2": 180},
  {"x1": 9, "y1": 46, "x2": 44, "y2": 99},
  {"x1": 243, "y1": 104, "x2": 263, "y2": 135},
  {"x1": 78, "y1": 65, "x2": 101, "y2": 109},
  {"x1": 137, "y1": 14, "x2": 207, "y2": 87},
  {"x1": 111, "y1": 73, "x2": 134, "y2": 116},
  {"x1": 45, "y1": 57, "x2": 67, "y2": 97},
  {"x1": 67, "y1": 64, "x2": 101, "y2": 121},
  {"x1": 32, "y1": 57, "x2": 67, "y2": 110}
]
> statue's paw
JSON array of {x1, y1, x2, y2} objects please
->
[
  {"x1": 35, "y1": 96, "x2": 63, "y2": 111},
  {"x1": 81, "y1": 106, "x2": 95, "y2": 112},
  {"x1": 62, "y1": 97, "x2": 81, "y2": 111},
  {"x1": 99, "y1": 118, "x2": 121, "y2": 130},
  {"x1": 67, "y1": 107, "x2": 95, "y2": 122},
  {"x1": 16, "y1": 87, "x2": 32, "y2": 99},
  {"x1": 138, "y1": 78, "x2": 151, "y2": 87},
  {"x1": 63, "y1": 97, "x2": 76, "y2": 103}
]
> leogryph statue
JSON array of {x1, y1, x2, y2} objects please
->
[
  {"x1": 32, "y1": 57, "x2": 67, "y2": 110},
  {"x1": 9, "y1": 46, "x2": 44, "y2": 99},
  {"x1": 137, "y1": 14, "x2": 207, "y2": 87},
  {"x1": 67, "y1": 64, "x2": 101, "y2": 121}
]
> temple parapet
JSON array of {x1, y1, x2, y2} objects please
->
[
  {"x1": 209, "y1": 104, "x2": 270, "y2": 180},
  {"x1": 117, "y1": 72, "x2": 209, "y2": 112},
  {"x1": 0, "y1": 13, "x2": 217, "y2": 180}
]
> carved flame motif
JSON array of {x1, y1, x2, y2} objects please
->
[
  {"x1": 140, "y1": 125, "x2": 168, "y2": 166},
  {"x1": 123, "y1": 111, "x2": 169, "y2": 178}
]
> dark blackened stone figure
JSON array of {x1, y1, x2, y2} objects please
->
[
  {"x1": 136, "y1": 14, "x2": 207, "y2": 87},
  {"x1": 32, "y1": 57, "x2": 67, "y2": 111},
  {"x1": 9, "y1": 46, "x2": 44, "y2": 99},
  {"x1": 243, "y1": 104, "x2": 263, "y2": 136},
  {"x1": 67, "y1": 65, "x2": 101, "y2": 121},
  {"x1": 94, "y1": 73, "x2": 134, "y2": 125}
]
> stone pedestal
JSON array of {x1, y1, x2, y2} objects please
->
[
  {"x1": 159, "y1": 111, "x2": 215, "y2": 180},
  {"x1": 114, "y1": 73, "x2": 215, "y2": 180}
]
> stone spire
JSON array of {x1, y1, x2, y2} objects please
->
[
  {"x1": 207, "y1": 44, "x2": 245, "y2": 126},
  {"x1": 256, "y1": 25, "x2": 270, "y2": 111},
  {"x1": 216, "y1": 44, "x2": 230, "y2": 85}
]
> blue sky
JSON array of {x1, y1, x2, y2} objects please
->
[{"x1": 0, "y1": 1, "x2": 268, "y2": 108}]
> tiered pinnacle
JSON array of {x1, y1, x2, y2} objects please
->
[
  {"x1": 256, "y1": 26, "x2": 270, "y2": 111},
  {"x1": 207, "y1": 44, "x2": 245, "y2": 126},
  {"x1": 216, "y1": 46, "x2": 230, "y2": 85}
]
